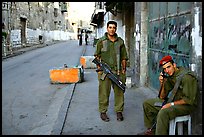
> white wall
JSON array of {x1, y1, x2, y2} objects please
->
[
  {"x1": 191, "y1": 6, "x2": 202, "y2": 57},
  {"x1": 10, "y1": 29, "x2": 76, "y2": 47},
  {"x1": 10, "y1": 29, "x2": 21, "y2": 47}
]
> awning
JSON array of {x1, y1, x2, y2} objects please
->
[
  {"x1": 105, "y1": 2, "x2": 117, "y2": 12},
  {"x1": 90, "y1": 9, "x2": 105, "y2": 27},
  {"x1": 105, "y1": 2, "x2": 123, "y2": 16}
]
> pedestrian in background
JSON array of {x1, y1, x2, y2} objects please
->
[
  {"x1": 138, "y1": 55, "x2": 198, "y2": 135},
  {"x1": 85, "y1": 33, "x2": 88, "y2": 45},
  {"x1": 78, "y1": 33, "x2": 82, "y2": 46},
  {"x1": 94, "y1": 20, "x2": 128, "y2": 122}
]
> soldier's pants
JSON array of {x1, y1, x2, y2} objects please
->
[
  {"x1": 97, "y1": 72, "x2": 126, "y2": 113},
  {"x1": 143, "y1": 98, "x2": 195, "y2": 135}
]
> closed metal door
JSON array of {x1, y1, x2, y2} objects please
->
[{"x1": 147, "y1": 2, "x2": 193, "y2": 90}]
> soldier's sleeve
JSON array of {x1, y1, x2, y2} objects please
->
[
  {"x1": 181, "y1": 74, "x2": 198, "y2": 105},
  {"x1": 163, "y1": 79, "x2": 173, "y2": 98},
  {"x1": 94, "y1": 39, "x2": 102, "y2": 58}
]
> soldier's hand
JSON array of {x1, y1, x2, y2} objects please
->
[
  {"x1": 159, "y1": 72, "x2": 164, "y2": 84},
  {"x1": 161, "y1": 103, "x2": 171, "y2": 110},
  {"x1": 96, "y1": 66, "x2": 103, "y2": 74},
  {"x1": 121, "y1": 68, "x2": 126, "y2": 74},
  {"x1": 97, "y1": 71, "x2": 103, "y2": 75}
]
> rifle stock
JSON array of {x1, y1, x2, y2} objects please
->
[{"x1": 92, "y1": 58, "x2": 126, "y2": 93}]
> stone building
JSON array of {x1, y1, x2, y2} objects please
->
[
  {"x1": 2, "y1": 2, "x2": 76, "y2": 56},
  {"x1": 91, "y1": 2, "x2": 202, "y2": 135}
]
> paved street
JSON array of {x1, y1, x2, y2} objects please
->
[
  {"x1": 2, "y1": 40, "x2": 159, "y2": 135},
  {"x1": 60, "y1": 68, "x2": 158, "y2": 135},
  {"x1": 2, "y1": 40, "x2": 86, "y2": 135}
]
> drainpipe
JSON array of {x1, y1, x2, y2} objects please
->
[{"x1": 140, "y1": 2, "x2": 148, "y2": 87}]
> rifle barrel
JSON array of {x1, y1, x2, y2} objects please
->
[{"x1": 92, "y1": 58, "x2": 126, "y2": 92}]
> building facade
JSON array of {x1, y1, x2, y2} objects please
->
[
  {"x1": 2, "y1": 2, "x2": 76, "y2": 56},
  {"x1": 91, "y1": 2, "x2": 202, "y2": 135}
]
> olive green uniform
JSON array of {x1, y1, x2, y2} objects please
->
[
  {"x1": 143, "y1": 67, "x2": 198, "y2": 135},
  {"x1": 94, "y1": 32, "x2": 128, "y2": 113}
]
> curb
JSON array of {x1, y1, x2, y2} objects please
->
[
  {"x1": 50, "y1": 44, "x2": 87, "y2": 135},
  {"x1": 28, "y1": 84, "x2": 75, "y2": 135},
  {"x1": 50, "y1": 84, "x2": 76, "y2": 135}
]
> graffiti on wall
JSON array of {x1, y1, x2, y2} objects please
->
[{"x1": 148, "y1": 15, "x2": 192, "y2": 89}]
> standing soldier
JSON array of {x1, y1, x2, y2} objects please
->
[{"x1": 94, "y1": 20, "x2": 128, "y2": 122}]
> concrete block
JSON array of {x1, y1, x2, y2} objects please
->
[
  {"x1": 80, "y1": 56, "x2": 96, "y2": 69},
  {"x1": 126, "y1": 77, "x2": 132, "y2": 88},
  {"x1": 49, "y1": 65, "x2": 84, "y2": 84}
]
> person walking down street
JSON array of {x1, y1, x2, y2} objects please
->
[
  {"x1": 78, "y1": 33, "x2": 82, "y2": 46},
  {"x1": 138, "y1": 55, "x2": 198, "y2": 135},
  {"x1": 94, "y1": 20, "x2": 128, "y2": 122},
  {"x1": 85, "y1": 33, "x2": 88, "y2": 45}
]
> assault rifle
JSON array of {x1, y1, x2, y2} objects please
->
[{"x1": 92, "y1": 58, "x2": 126, "y2": 93}]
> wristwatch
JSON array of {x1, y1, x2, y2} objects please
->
[{"x1": 171, "y1": 102, "x2": 175, "y2": 106}]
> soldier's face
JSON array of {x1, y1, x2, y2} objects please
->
[
  {"x1": 162, "y1": 62, "x2": 177, "y2": 76},
  {"x1": 107, "y1": 24, "x2": 117, "y2": 36}
]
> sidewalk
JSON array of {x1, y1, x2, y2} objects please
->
[
  {"x1": 54, "y1": 45, "x2": 159, "y2": 135},
  {"x1": 59, "y1": 69, "x2": 158, "y2": 135}
]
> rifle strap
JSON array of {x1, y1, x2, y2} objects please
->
[{"x1": 167, "y1": 70, "x2": 191, "y2": 103}]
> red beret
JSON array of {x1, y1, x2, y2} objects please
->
[{"x1": 159, "y1": 55, "x2": 173, "y2": 66}]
